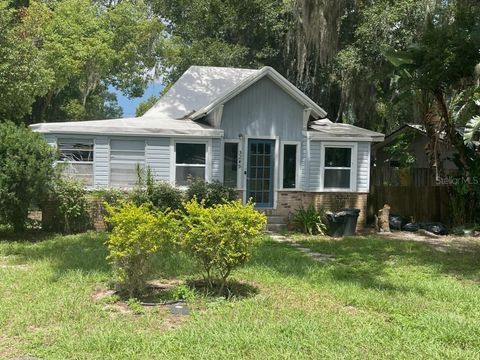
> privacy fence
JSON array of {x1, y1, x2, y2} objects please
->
[{"x1": 368, "y1": 168, "x2": 451, "y2": 223}]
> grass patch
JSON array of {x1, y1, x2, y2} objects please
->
[{"x1": 1, "y1": 232, "x2": 479, "y2": 359}]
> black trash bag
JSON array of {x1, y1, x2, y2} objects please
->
[
  {"x1": 389, "y1": 214, "x2": 408, "y2": 230},
  {"x1": 419, "y1": 222, "x2": 448, "y2": 235},
  {"x1": 404, "y1": 223, "x2": 419, "y2": 232}
]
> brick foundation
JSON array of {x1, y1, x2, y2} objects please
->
[{"x1": 240, "y1": 191, "x2": 368, "y2": 232}]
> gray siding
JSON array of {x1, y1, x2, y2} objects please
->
[
  {"x1": 221, "y1": 76, "x2": 304, "y2": 141},
  {"x1": 211, "y1": 138, "x2": 222, "y2": 181},
  {"x1": 94, "y1": 137, "x2": 110, "y2": 187},
  {"x1": 299, "y1": 137, "x2": 308, "y2": 190},
  {"x1": 44, "y1": 134, "x2": 57, "y2": 147},
  {"x1": 308, "y1": 140, "x2": 322, "y2": 191},
  {"x1": 146, "y1": 138, "x2": 170, "y2": 181},
  {"x1": 357, "y1": 142, "x2": 370, "y2": 193},
  {"x1": 307, "y1": 140, "x2": 371, "y2": 192}
]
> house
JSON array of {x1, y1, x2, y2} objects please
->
[
  {"x1": 372, "y1": 124, "x2": 457, "y2": 186},
  {"x1": 30, "y1": 66, "x2": 384, "y2": 229}
]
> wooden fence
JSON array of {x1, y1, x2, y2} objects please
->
[
  {"x1": 367, "y1": 185, "x2": 451, "y2": 223},
  {"x1": 371, "y1": 167, "x2": 454, "y2": 187}
]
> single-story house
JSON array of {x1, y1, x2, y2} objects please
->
[{"x1": 31, "y1": 66, "x2": 384, "y2": 228}]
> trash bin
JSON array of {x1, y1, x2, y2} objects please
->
[
  {"x1": 325, "y1": 211, "x2": 347, "y2": 237},
  {"x1": 342, "y1": 208, "x2": 360, "y2": 236}
]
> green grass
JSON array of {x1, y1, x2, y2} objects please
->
[{"x1": 1, "y1": 231, "x2": 480, "y2": 359}]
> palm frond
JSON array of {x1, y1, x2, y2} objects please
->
[{"x1": 464, "y1": 115, "x2": 480, "y2": 144}]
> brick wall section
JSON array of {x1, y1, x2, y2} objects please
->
[
  {"x1": 43, "y1": 191, "x2": 367, "y2": 232},
  {"x1": 42, "y1": 196, "x2": 108, "y2": 232},
  {"x1": 264, "y1": 191, "x2": 368, "y2": 232}
]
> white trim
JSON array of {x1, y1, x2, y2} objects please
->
[
  {"x1": 279, "y1": 141, "x2": 301, "y2": 191},
  {"x1": 303, "y1": 108, "x2": 312, "y2": 131},
  {"x1": 222, "y1": 139, "x2": 241, "y2": 189},
  {"x1": 189, "y1": 67, "x2": 327, "y2": 121},
  {"x1": 172, "y1": 139, "x2": 210, "y2": 186},
  {"x1": 320, "y1": 142, "x2": 358, "y2": 192},
  {"x1": 36, "y1": 130, "x2": 224, "y2": 138},
  {"x1": 242, "y1": 135, "x2": 279, "y2": 209},
  {"x1": 307, "y1": 132, "x2": 383, "y2": 142},
  {"x1": 211, "y1": 105, "x2": 224, "y2": 128}
]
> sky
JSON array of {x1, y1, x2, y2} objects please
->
[{"x1": 110, "y1": 81, "x2": 164, "y2": 118}]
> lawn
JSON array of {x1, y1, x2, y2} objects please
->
[{"x1": 1, "y1": 231, "x2": 480, "y2": 359}]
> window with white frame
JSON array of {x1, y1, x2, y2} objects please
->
[
  {"x1": 223, "y1": 141, "x2": 239, "y2": 188},
  {"x1": 58, "y1": 138, "x2": 94, "y2": 186},
  {"x1": 281, "y1": 143, "x2": 299, "y2": 189},
  {"x1": 110, "y1": 139, "x2": 145, "y2": 187},
  {"x1": 175, "y1": 142, "x2": 206, "y2": 186},
  {"x1": 323, "y1": 146, "x2": 353, "y2": 190}
]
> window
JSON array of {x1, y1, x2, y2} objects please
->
[
  {"x1": 58, "y1": 138, "x2": 94, "y2": 186},
  {"x1": 223, "y1": 142, "x2": 239, "y2": 188},
  {"x1": 323, "y1": 147, "x2": 352, "y2": 189},
  {"x1": 282, "y1": 144, "x2": 298, "y2": 189},
  {"x1": 110, "y1": 139, "x2": 145, "y2": 187},
  {"x1": 175, "y1": 143, "x2": 206, "y2": 186}
]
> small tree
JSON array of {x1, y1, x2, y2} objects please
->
[
  {"x1": 0, "y1": 121, "x2": 57, "y2": 231},
  {"x1": 105, "y1": 202, "x2": 179, "y2": 298},
  {"x1": 180, "y1": 199, "x2": 266, "y2": 293},
  {"x1": 49, "y1": 177, "x2": 90, "y2": 233}
]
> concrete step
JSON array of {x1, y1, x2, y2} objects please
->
[
  {"x1": 266, "y1": 215, "x2": 286, "y2": 224},
  {"x1": 267, "y1": 223, "x2": 286, "y2": 232}
]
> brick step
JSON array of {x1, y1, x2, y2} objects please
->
[
  {"x1": 266, "y1": 223, "x2": 287, "y2": 232},
  {"x1": 266, "y1": 215, "x2": 287, "y2": 225}
]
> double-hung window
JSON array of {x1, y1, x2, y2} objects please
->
[
  {"x1": 58, "y1": 138, "x2": 94, "y2": 186},
  {"x1": 175, "y1": 143, "x2": 207, "y2": 186},
  {"x1": 322, "y1": 144, "x2": 355, "y2": 190},
  {"x1": 223, "y1": 141, "x2": 239, "y2": 188}
]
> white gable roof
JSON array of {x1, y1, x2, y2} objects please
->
[{"x1": 143, "y1": 66, "x2": 260, "y2": 119}]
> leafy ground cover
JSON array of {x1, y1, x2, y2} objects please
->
[{"x1": 1, "y1": 231, "x2": 479, "y2": 359}]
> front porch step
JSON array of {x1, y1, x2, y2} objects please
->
[
  {"x1": 266, "y1": 215, "x2": 287, "y2": 232},
  {"x1": 267, "y1": 215, "x2": 286, "y2": 224},
  {"x1": 267, "y1": 223, "x2": 286, "y2": 232}
]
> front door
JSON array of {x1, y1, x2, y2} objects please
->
[{"x1": 246, "y1": 139, "x2": 275, "y2": 208}]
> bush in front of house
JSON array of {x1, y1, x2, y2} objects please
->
[
  {"x1": 0, "y1": 121, "x2": 57, "y2": 232},
  {"x1": 290, "y1": 204, "x2": 327, "y2": 235},
  {"x1": 185, "y1": 178, "x2": 237, "y2": 208},
  {"x1": 105, "y1": 201, "x2": 179, "y2": 298},
  {"x1": 180, "y1": 198, "x2": 266, "y2": 293},
  {"x1": 132, "y1": 166, "x2": 184, "y2": 211},
  {"x1": 49, "y1": 177, "x2": 91, "y2": 234}
]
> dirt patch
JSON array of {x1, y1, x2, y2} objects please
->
[
  {"x1": 0, "y1": 256, "x2": 30, "y2": 271},
  {"x1": 378, "y1": 231, "x2": 480, "y2": 252}
]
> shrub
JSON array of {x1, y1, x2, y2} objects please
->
[
  {"x1": 180, "y1": 199, "x2": 266, "y2": 293},
  {"x1": 185, "y1": 178, "x2": 236, "y2": 207},
  {"x1": 132, "y1": 166, "x2": 184, "y2": 211},
  {"x1": 0, "y1": 122, "x2": 57, "y2": 231},
  {"x1": 290, "y1": 204, "x2": 327, "y2": 235},
  {"x1": 49, "y1": 177, "x2": 91, "y2": 234},
  {"x1": 105, "y1": 202, "x2": 179, "y2": 298}
]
